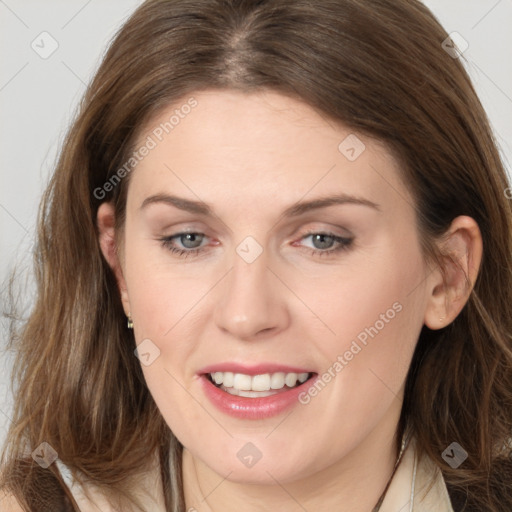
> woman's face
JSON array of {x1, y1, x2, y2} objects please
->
[{"x1": 108, "y1": 89, "x2": 437, "y2": 483}]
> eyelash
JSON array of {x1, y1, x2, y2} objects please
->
[{"x1": 159, "y1": 231, "x2": 354, "y2": 259}]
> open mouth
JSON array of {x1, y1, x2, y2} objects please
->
[{"x1": 205, "y1": 371, "x2": 316, "y2": 398}]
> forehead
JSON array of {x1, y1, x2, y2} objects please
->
[{"x1": 128, "y1": 89, "x2": 412, "y2": 217}]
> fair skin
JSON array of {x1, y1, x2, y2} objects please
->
[{"x1": 95, "y1": 89, "x2": 482, "y2": 512}]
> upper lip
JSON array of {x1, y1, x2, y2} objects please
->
[{"x1": 198, "y1": 362, "x2": 314, "y2": 376}]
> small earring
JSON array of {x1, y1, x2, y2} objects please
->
[{"x1": 127, "y1": 314, "x2": 134, "y2": 329}]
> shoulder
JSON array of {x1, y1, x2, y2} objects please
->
[{"x1": 0, "y1": 490, "x2": 25, "y2": 511}]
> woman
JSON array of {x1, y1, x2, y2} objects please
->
[{"x1": 1, "y1": 0, "x2": 511, "y2": 511}]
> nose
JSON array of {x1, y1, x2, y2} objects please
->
[{"x1": 213, "y1": 245, "x2": 290, "y2": 341}]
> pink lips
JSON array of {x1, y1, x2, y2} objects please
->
[{"x1": 198, "y1": 362, "x2": 317, "y2": 420}]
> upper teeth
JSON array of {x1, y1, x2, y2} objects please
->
[{"x1": 210, "y1": 371, "x2": 309, "y2": 391}]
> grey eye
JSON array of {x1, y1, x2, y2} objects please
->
[
  {"x1": 179, "y1": 233, "x2": 204, "y2": 249},
  {"x1": 309, "y1": 233, "x2": 336, "y2": 250}
]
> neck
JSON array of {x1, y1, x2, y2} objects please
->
[{"x1": 182, "y1": 416, "x2": 400, "y2": 512}]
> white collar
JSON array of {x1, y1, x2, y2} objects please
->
[{"x1": 380, "y1": 436, "x2": 454, "y2": 512}]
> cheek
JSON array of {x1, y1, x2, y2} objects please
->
[
  {"x1": 140, "y1": 360, "x2": 214, "y2": 458},
  {"x1": 298, "y1": 241, "x2": 426, "y2": 410},
  {"x1": 125, "y1": 240, "x2": 211, "y2": 339},
  {"x1": 287, "y1": 267, "x2": 424, "y2": 474},
  {"x1": 123, "y1": 245, "x2": 218, "y2": 439},
  {"x1": 296, "y1": 241, "x2": 425, "y2": 358}
]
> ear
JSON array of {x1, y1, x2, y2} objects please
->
[
  {"x1": 97, "y1": 202, "x2": 131, "y2": 317},
  {"x1": 424, "y1": 215, "x2": 483, "y2": 329}
]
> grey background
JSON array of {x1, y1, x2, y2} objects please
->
[{"x1": 1, "y1": 0, "x2": 511, "y2": 448}]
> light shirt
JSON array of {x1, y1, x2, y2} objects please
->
[{"x1": 380, "y1": 436, "x2": 454, "y2": 512}]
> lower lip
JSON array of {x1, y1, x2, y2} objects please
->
[{"x1": 200, "y1": 374, "x2": 317, "y2": 420}]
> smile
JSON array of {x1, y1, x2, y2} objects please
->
[
  {"x1": 199, "y1": 365, "x2": 317, "y2": 419},
  {"x1": 208, "y1": 371, "x2": 311, "y2": 396}
]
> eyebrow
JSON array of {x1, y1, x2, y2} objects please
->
[{"x1": 139, "y1": 192, "x2": 380, "y2": 217}]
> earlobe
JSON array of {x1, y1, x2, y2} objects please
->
[
  {"x1": 424, "y1": 215, "x2": 483, "y2": 330},
  {"x1": 97, "y1": 202, "x2": 131, "y2": 315}
]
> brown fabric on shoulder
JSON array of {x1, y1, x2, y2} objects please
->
[{"x1": 2, "y1": 458, "x2": 80, "y2": 512}]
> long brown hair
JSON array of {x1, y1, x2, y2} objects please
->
[{"x1": 1, "y1": 0, "x2": 511, "y2": 510}]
